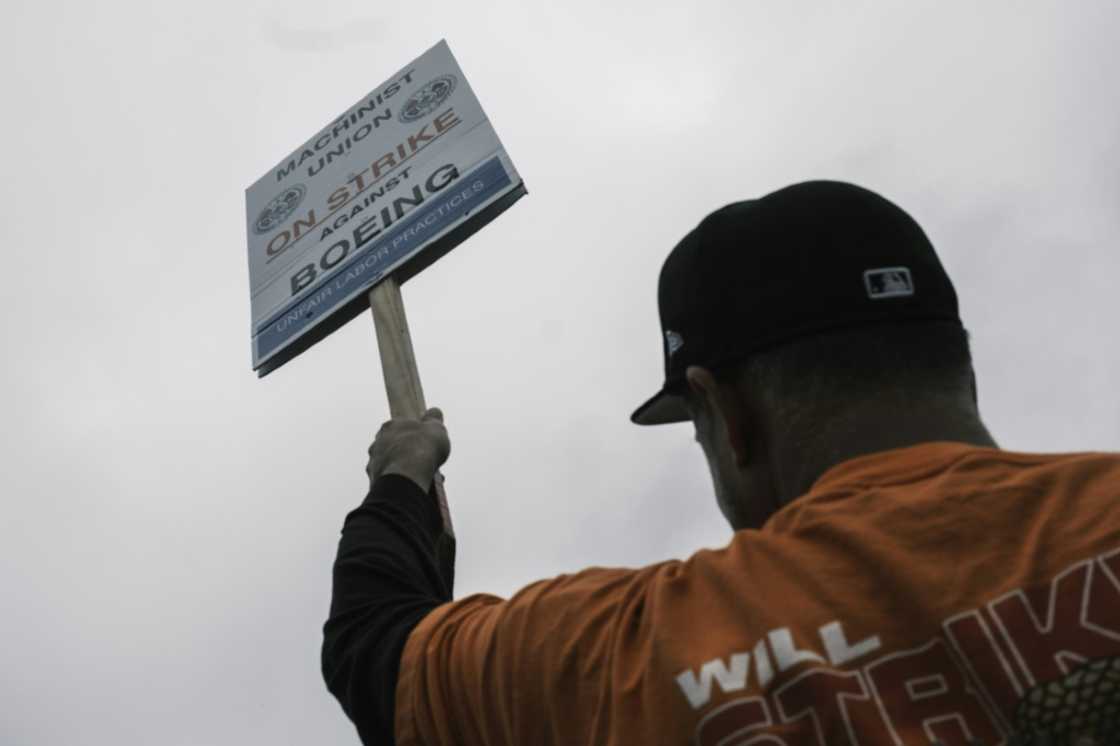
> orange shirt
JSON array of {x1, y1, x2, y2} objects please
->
[{"x1": 394, "y1": 442, "x2": 1120, "y2": 745}]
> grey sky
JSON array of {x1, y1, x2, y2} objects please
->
[{"x1": 3, "y1": 1, "x2": 1117, "y2": 743}]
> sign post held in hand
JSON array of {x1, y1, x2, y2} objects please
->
[
  {"x1": 369, "y1": 277, "x2": 426, "y2": 421},
  {"x1": 368, "y1": 277, "x2": 453, "y2": 536},
  {"x1": 245, "y1": 39, "x2": 526, "y2": 536}
]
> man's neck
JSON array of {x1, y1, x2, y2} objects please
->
[{"x1": 776, "y1": 402, "x2": 999, "y2": 506}]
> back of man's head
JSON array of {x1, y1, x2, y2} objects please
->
[{"x1": 714, "y1": 319, "x2": 977, "y2": 426}]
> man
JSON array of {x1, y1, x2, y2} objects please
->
[{"x1": 322, "y1": 181, "x2": 1120, "y2": 745}]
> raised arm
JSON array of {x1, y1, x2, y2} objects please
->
[{"x1": 322, "y1": 409, "x2": 454, "y2": 745}]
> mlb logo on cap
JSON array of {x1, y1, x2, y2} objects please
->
[{"x1": 864, "y1": 266, "x2": 915, "y2": 299}]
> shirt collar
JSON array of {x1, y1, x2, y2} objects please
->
[
  {"x1": 805, "y1": 440, "x2": 1000, "y2": 495},
  {"x1": 757, "y1": 441, "x2": 1000, "y2": 535}
]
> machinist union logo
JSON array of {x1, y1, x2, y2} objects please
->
[
  {"x1": 398, "y1": 75, "x2": 458, "y2": 123},
  {"x1": 253, "y1": 184, "x2": 307, "y2": 235}
]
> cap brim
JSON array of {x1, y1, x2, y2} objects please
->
[{"x1": 630, "y1": 384, "x2": 690, "y2": 426}]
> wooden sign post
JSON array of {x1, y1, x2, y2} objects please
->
[{"x1": 368, "y1": 277, "x2": 454, "y2": 540}]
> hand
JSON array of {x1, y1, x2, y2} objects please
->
[{"x1": 366, "y1": 407, "x2": 451, "y2": 494}]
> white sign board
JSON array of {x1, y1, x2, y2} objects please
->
[{"x1": 245, "y1": 39, "x2": 526, "y2": 375}]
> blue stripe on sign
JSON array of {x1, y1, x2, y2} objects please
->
[{"x1": 255, "y1": 156, "x2": 512, "y2": 361}]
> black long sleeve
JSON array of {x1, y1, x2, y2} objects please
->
[{"x1": 322, "y1": 474, "x2": 456, "y2": 746}]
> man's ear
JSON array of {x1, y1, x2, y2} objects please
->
[
  {"x1": 685, "y1": 366, "x2": 715, "y2": 416},
  {"x1": 719, "y1": 384, "x2": 750, "y2": 468},
  {"x1": 686, "y1": 366, "x2": 750, "y2": 468}
]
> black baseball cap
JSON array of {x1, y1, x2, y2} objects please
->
[{"x1": 631, "y1": 180, "x2": 963, "y2": 426}]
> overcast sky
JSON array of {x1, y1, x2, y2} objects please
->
[{"x1": 3, "y1": 1, "x2": 1118, "y2": 744}]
